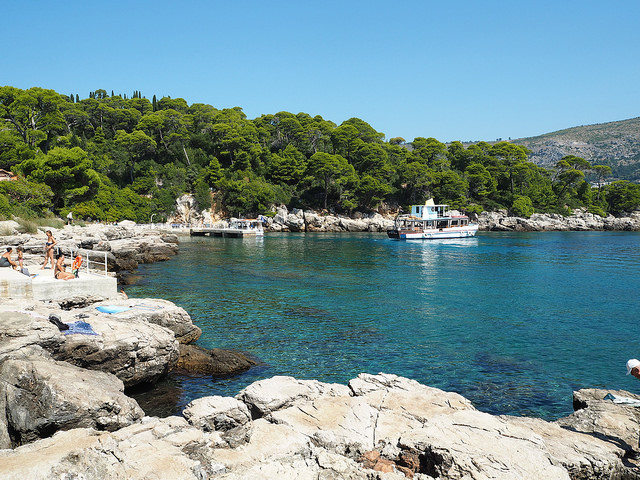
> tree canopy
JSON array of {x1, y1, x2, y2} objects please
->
[{"x1": 0, "y1": 85, "x2": 632, "y2": 222}]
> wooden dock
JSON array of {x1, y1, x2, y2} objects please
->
[{"x1": 189, "y1": 226, "x2": 262, "y2": 238}]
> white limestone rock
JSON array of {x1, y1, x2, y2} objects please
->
[
  {"x1": 183, "y1": 396, "x2": 251, "y2": 432},
  {"x1": 236, "y1": 375, "x2": 350, "y2": 418},
  {"x1": 100, "y1": 298, "x2": 201, "y2": 344},
  {"x1": 0, "y1": 416, "x2": 224, "y2": 480}
]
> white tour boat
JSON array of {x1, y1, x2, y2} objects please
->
[{"x1": 387, "y1": 199, "x2": 478, "y2": 240}]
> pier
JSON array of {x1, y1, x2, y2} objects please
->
[
  {"x1": 189, "y1": 226, "x2": 262, "y2": 238},
  {"x1": 189, "y1": 219, "x2": 264, "y2": 238}
]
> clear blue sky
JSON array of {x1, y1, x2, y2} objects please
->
[{"x1": 3, "y1": 0, "x2": 639, "y2": 143}]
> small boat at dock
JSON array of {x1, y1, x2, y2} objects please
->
[{"x1": 387, "y1": 199, "x2": 478, "y2": 240}]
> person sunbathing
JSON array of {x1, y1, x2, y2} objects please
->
[{"x1": 54, "y1": 252, "x2": 76, "y2": 280}]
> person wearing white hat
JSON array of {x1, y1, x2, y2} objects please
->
[
  {"x1": 626, "y1": 359, "x2": 640, "y2": 463},
  {"x1": 627, "y1": 359, "x2": 640, "y2": 379}
]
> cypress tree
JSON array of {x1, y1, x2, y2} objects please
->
[
  {"x1": 76, "y1": 94, "x2": 79, "y2": 103},
  {"x1": 152, "y1": 94, "x2": 157, "y2": 111}
]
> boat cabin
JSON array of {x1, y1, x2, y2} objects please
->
[{"x1": 411, "y1": 203, "x2": 448, "y2": 220}]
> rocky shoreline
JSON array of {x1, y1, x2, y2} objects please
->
[
  {"x1": 2, "y1": 221, "x2": 640, "y2": 478},
  {"x1": 478, "y1": 209, "x2": 640, "y2": 232},
  {"x1": 256, "y1": 205, "x2": 640, "y2": 233},
  {"x1": 2, "y1": 362, "x2": 640, "y2": 478}
]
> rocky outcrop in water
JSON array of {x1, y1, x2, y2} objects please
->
[
  {"x1": 175, "y1": 344, "x2": 257, "y2": 376},
  {"x1": 2, "y1": 373, "x2": 640, "y2": 479}
]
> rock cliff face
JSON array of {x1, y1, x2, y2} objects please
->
[{"x1": 2, "y1": 373, "x2": 640, "y2": 479}]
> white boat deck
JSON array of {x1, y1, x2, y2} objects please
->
[{"x1": 0, "y1": 265, "x2": 118, "y2": 301}]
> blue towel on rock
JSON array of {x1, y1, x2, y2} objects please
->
[
  {"x1": 96, "y1": 305, "x2": 131, "y2": 314},
  {"x1": 64, "y1": 321, "x2": 99, "y2": 336}
]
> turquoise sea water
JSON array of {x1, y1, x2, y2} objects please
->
[{"x1": 127, "y1": 231, "x2": 640, "y2": 420}]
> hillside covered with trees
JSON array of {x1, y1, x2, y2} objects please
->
[{"x1": 1, "y1": 86, "x2": 638, "y2": 223}]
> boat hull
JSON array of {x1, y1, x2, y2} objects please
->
[{"x1": 387, "y1": 226, "x2": 478, "y2": 240}]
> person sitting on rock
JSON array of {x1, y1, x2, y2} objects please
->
[
  {"x1": 54, "y1": 252, "x2": 75, "y2": 280},
  {"x1": 0, "y1": 247, "x2": 18, "y2": 269}
]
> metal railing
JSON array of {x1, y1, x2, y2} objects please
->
[
  {"x1": 81, "y1": 249, "x2": 108, "y2": 277},
  {"x1": 58, "y1": 247, "x2": 109, "y2": 277}
]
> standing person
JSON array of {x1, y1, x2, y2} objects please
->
[
  {"x1": 0, "y1": 247, "x2": 18, "y2": 268},
  {"x1": 53, "y1": 252, "x2": 75, "y2": 280},
  {"x1": 66, "y1": 211, "x2": 73, "y2": 225},
  {"x1": 41, "y1": 230, "x2": 56, "y2": 269}
]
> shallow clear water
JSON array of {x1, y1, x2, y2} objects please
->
[{"x1": 127, "y1": 231, "x2": 640, "y2": 420}]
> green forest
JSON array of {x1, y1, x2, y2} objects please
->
[{"x1": 1, "y1": 86, "x2": 639, "y2": 223}]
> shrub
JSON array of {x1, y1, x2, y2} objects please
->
[
  {"x1": 588, "y1": 205, "x2": 607, "y2": 217},
  {"x1": 510, "y1": 195, "x2": 534, "y2": 218},
  {"x1": 33, "y1": 217, "x2": 65, "y2": 229},
  {"x1": 16, "y1": 218, "x2": 38, "y2": 234},
  {"x1": 464, "y1": 204, "x2": 483, "y2": 215}
]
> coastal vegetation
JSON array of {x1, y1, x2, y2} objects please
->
[{"x1": 1, "y1": 85, "x2": 639, "y2": 222}]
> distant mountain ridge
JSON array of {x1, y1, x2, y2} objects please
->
[{"x1": 511, "y1": 117, "x2": 640, "y2": 181}]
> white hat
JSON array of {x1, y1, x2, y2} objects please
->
[{"x1": 627, "y1": 359, "x2": 640, "y2": 375}]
